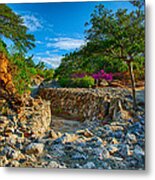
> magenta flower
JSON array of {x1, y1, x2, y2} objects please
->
[{"x1": 91, "y1": 70, "x2": 113, "y2": 81}]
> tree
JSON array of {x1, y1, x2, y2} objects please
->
[
  {"x1": 0, "y1": 4, "x2": 35, "y2": 53},
  {"x1": 84, "y1": 2, "x2": 144, "y2": 110}
]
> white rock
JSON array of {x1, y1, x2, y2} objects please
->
[
  {"x1": 133, "y1": 145, "x2": 144, "y2": 161},
  {"x1": 47, "y1": 161, "x2": 66, "y2": 168},
  {"x1": 47, "y1": 161, "x2": 60, "y2": 168},
  {"x1": 126, "y1": 133, "x2": 137, "y2": 144},
  {"x1": 83, "y1": 162, "x2": 96, "y2": 169}
]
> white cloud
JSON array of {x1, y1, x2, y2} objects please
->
[
  {"x1": 35, "y1": 55, "x2": 63, "y2": 69},
  {"x1": 46, "y1": 37, "x2": 85, "y2": 50},
  {"x1": 36, "y1": 40, "x2": 43, "y2": 44},
  {"x1": 22, "y1": 15, "x2": 43, "y2": 32}
]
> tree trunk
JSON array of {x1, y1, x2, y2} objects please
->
[{"x1": 127, "y1": 62, "x2": 137, "y2": 110}]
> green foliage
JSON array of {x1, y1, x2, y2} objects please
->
[
  {"x1": 59, "y1": 77, "x2": 72, "y2": 87},
  {"x1": 0, "y1": 40, "x2": 8, "y2": 55},
  {"x1": 43, "y1": 69, "x2": 55, "y2": 80},
  {"x1": 74, "y1": 76, "x2": 95, "y2": 88},
  {"x1": 0, "y1": 5, "x2": 55, "y2": 95},
  {"x1": 56, "y1": 2, "x2": 144, "y2": 81},
  {"x1": 35, "y1": 61, "x2": 46, "y2": 70},
  {"x1": 84, "y1": 3, "x2": 144, "y2": 71},
  {"x1": 0, "y1": 4, "x2": 35, "y2": 53},
  {"x1": 59, "y1": 76, "x2": 95, "y2": 88},
  {"x1": 9, "y1": 54, "x2": 55, "y2": 94},
  {"x1": 8, "y1": 53, "x2": 34, "y2": 94}
]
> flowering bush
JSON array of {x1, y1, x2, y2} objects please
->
[
  {"x1": 69, "y1": 70, "x2": 112, "y2": 87},
  {"x1": 91, "y1": 70, "x2": 113, "y2": 81}
]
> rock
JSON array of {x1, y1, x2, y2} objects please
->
[
  {"x1": 1, "y1": 146, "x2": 17, "y2": 159},
  {"x1": 76, "y1": 146, "x2": 84, "y2": 153},
  {"x1": 129, "y1": 122, "x2": 143, "y2": 134},
  {"x1": 133, "y1": 145, "x2": 144, "y2": 161},
  {"x1": 47, "y1": 161, "x2": 65, "y2": 168},
  {"x1": 110, "y1": 156, "x2": 123, "y2": 161},
  {"x1": 101, "y1": 162, "x2": 111, "y2": 169},
  {"x1": 43, "y1": 154, "x2": 53, "y2": 161},
  {"x1": 0, "y1": 84, "x2": 145, "y2": 169},
  {"x1": 76, "y1": 128, "x2": 93, "y2": 137},
  {"x1": 25, "y1": 143, "x2": 44, "y2": 155},
  {"x1": 50, "y1": 129, "x2": 58, "y2": 139},
  {"x1": 0, "y1": 156, "x2": 9, "y2": 167},
  {"x1": 87, "y1": 136, "x2": 103, "y2": 147},
  {"x1": 103, "y1": 125, "x2": 111, "y2": 131},
  {"x1": 18, "y1": 98, "x2": 51, "y2": 137},
  {"x1": 53, "y1": 133, "x2": 78, "y2": 144},
  {"x1": 83, "y1": 162, "x2": 96, "y2": 169},
  {"x1": 25, "y1": 154, "x2": 38, "y2": 163},
  {"x1": 4, "y1": 127, "x2": 14, "y2": 136},
  {"x1": 75, "y1": 163, "x2": 82, "y2": 168},
  {"x1": 110, "y1": 138, "x2": 119, "y2": 144},
  {"x1": 114, "y1": 131, "x2": 123, "y2": 138},
  {"x1": 49, "y1": 148, "x2": 65, "y2": 158},
  {"x1": 92, "y1": 147, "x2": 104, "y2": 157},
  {"x1": 126, "y1": 133, "x2": 137, "y2": 144},
  {"x1": 0, "y1": 135, "x2": 5, "y2": 142},
  {"x1": 101, "y1": 147, "x2": 110, "y2": 159},
  {"x1": 72, "y1": 153, "x2": 87, "y2": 160},
  {"x1": 136, "y1": 90, "x2": 145, "y2": 107},
  {"x1": 119, "y1": 144, "x2": 132, "y2": 157},
  {"x1": 110, "y1": 125, "x2": 124, "y2": 131},
  {"x1": 99, "y1": 79, "x2": 109, "y2": 87},
  {"x1": 107, "y1": 145, "x2": 119, "y2": 155},
  {"x1": 9, "y1": 160, "x2": 20, "y2": 167}
]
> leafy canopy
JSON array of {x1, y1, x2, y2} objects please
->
[
  {"x1": 56, "y1": 1, "x2": 144, "y2": 80},
  {"x1": 84, "y1": 2, "x2": 144, "y2": 63},
  {"x1": 0, "y1": 4, "x2": 35, "y2": 53}
]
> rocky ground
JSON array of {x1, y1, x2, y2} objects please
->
[{"x1": 0, "y1": 88, "x2": 145, "y2": 170}]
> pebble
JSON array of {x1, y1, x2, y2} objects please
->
[
  {"x1": 47, "y1": 161, "x2": 64, "y2": 168},
  {"x1": 72, "y1": 153, "x2": 87, "y2": 160},
  {"x1": 101, "y1": 147, "x2": 110, "y2": 159},
  {"x1": 133, "y1": 145, "x2": 145, "y2": 162},
  {"x1": 126, "y1": 133, "x2": 137, "y2": 144},
  {"x1": 83, "y1": 162, "x2": 96, "y2": 169}
]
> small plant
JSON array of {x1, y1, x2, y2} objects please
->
[
  {"x1": 74, "y1": 76, "x2": 95, "y2": 88},
  {"x1": 59, "y1": 76, "x2": 95, "y2": 88}
]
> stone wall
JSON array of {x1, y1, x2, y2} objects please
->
[
  {"x1": 39, "y1": 88, "x2": 132, "y2": 121},
  {"x1": 17, "y1": 96, "x2": 51, "y2": 137}
]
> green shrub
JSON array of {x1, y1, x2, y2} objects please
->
[
  {"x1": 28, "y1": 67, "x2": 37, "y2": 76},
  {"x1": 59, "y1": 77, "x2": 71, "y2": 87},
  {"x1": 43, "y1": 69, "x2": 54, "y2": 80},
  {"x1": 74, "y1": 76, "x2": 95, "y2": 88},
  {"x1": 59, "y1": 76, "x2": 95, "y2": 88}
]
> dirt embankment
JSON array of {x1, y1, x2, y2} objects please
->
[{"x1": 0, "y1": 52, "x2": 15, "y2": 96}]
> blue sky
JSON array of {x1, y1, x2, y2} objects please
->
[{"x1": 7, "y1": 1, "x2": 135, "y2": 69}]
